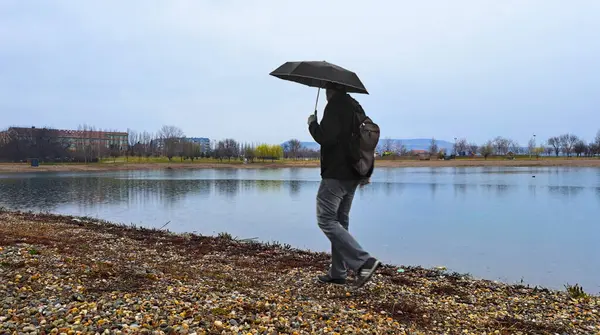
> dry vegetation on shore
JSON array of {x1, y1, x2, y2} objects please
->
[
  {"x1": 1, "y1": 210, "x2": 598, "y2": 334},
  {"x1": 1, "y1": 157, "x2": 600, "y2": 174}
]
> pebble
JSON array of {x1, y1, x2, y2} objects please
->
[
  {"x1": 1, "y1": 211, "x2": 598, "y2": 335},
  {"x1": 23, "y1": 325, "x2": 36, "y2": 332}
]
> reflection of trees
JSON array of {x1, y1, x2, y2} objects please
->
[
  {"x1": 214, "y1": 180, "x2": 240, "y2": 198},
  {"x1": 480, "y1": 184, "x2": 516, "y2": 197},
  {"x1": 528, "y1": 185, "x2": 537, "y2": 198},
  {"x1": 0, "y1": 176, "x2": 304, "y2": 211},
  {"x1": 429, "y1": 183, "x2": 438, "y2": 199},
  {"x1": 453, "y1": 184, "x2": 467, "y2": 197},
  {"x1": 255, "y1": 180, "x2": 283, "y2": 192},
  {"x1": 356, "y1": 182, "x2": 404, "y2": 196},
  {"x1": 548, "y1": 186, "x2": 584, "y2": 198},
  {"x1": 289, "y1": 181, "x2": 301, "y2": 197}
]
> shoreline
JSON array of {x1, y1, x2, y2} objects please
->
[
  {"x1": 2, "y1": 158, "x2": 600, "y2": 174},
  {"x1": 1, "y1": 210, "x2": 598, "y2": 334}
]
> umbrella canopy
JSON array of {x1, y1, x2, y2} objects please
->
[{"x1": 269, "y1": 61, "x2": 369, "y2": 94}]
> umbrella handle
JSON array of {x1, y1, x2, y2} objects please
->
[{"x1": 314, "y1": 87, "x2": 320, "y2": 117}]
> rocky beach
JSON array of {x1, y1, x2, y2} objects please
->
[{"x1": 0, "y1": 210, "x2": 598, "y2": 334}]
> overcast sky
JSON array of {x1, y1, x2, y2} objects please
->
[{"x1": 1, "y1": 1, "x2": 599, "y2": 145}]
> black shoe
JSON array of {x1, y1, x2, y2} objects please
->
[
  {"x1": 355, "y1": 257, "x2": 381, "y2": 288},
  {"x1": 316, "y1": 274, "x2": 346, "y2": 285}
]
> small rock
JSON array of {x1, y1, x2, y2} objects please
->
[
  {"x1": 229, "y1": 319, "x2": 238, "y2": 326},
  {"x1": 214, "y1": 320, "x2": 223, "y2": 328},
  {"x1": 71, "y1": 293, "x2": 84, "y2": 302}
]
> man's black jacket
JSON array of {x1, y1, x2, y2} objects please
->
[{"x1": 309, "y1": 92, "x2": 372, "y2": 180}]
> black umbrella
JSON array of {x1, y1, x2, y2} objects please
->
[{"x1": 269, "y1": 60, "x2": 368, "y2": 115}]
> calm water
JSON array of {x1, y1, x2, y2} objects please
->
[{"x1": 1, "y1": 167, "x2": 599, "y2": 293}]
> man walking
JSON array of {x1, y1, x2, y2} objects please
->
[{"x1": 308, "y1": 83, "x2": 380, "y2": 288}]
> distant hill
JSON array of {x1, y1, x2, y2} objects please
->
[
  {"x1": 299, "y1": 141, "x2": 319, "y2": 150},
  {"x1": 294, "y1": 139, "x2": 455, "y2": 152}
]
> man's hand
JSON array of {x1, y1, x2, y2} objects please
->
[{"x1": 307, "y1": 113, "x2": 317, "y2": 126}]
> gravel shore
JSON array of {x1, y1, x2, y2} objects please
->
[{"x1": 1, "y1": 210, "x2": 598, "y2": 334}]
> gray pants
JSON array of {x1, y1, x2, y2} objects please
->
[{"x1": 316, "y1": 178, "x2": 371, "y2": 279}]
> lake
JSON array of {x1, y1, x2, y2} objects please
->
[{"x1": 1, "y1": 166, "x2": 599, "y2": 293}]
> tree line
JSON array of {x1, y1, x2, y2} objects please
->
[
  {"x1": 0, "y1": 125, "x2": 319, "y2": 163},
  {"x1": 126, "y1": 126, "x2": 319, "y2": 163},
  {"x1": 0, "y1": 124, "x2": 123, "y2": 163},
  {"x1": 378, "y1": 131, "x2": 600, "y2": 159},
  {"x1": 2, "y1": 123, "x2": 599, "y2": 163}
]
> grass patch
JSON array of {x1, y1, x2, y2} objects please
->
[
  {"x1": 217, "y1": 232, "x2": 233, "y2": 240},
  {"x1": 98, "y1": 156, "x2": 305, "y2": 165},
  {"x1": 565, "y1": 283, "x2": 588, "y2": 299}
]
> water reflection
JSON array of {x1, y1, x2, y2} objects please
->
[
  {"x1": 0, "y1": 177, "x2": 300, "y2": 211},
  {"x1": 453, "y1": 184, "x2": 467, "y2": 198},
  {"x1": 289, "y1": 181, "x2": 301, "y2": 197},
  {"x1": 480, "y1": 184, "x2": 516, "y2": 197},
  {"x1": 529, "y1": 185, "x2": 538, "y2": 198},
  {"x1": 215, "y1": 180, "x2": 240, "y2": 198},
  {"x1": 548, "y1": 186, "x2": 584, "y2": 198},
  {"x1": 430, "y1": 183, "x2": 438, "y2": 199}
]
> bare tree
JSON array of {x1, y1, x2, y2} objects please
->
[
  {"x1": 527, "y1": 138, "x2": 536, "y2": 157},
  {"x1": 182, "y1": 141, "x2": 201, "y2": 161},
  {"x1": 381, "y1": 137, "x2": 395, "y2": 154},
  {"x1": 547, "y1": 136, "x2": 560, "y2": 157},
  {"x1": 76, "y1": 124, "x2": 93, "y2": 163},
  {"x1": 544, "y1": 145, "x2": 553, "y2": 157},
  {"x1": 492, "y1": 136, "x2": 510, "y2": 155},
  {"x1": 533, "y1": 145, "x2": 544, "y2": 159},
  {"x1": 573, "y1": 140, "x2": 587, "y2": 157},
  {"x1": 585, "y1": 143, "x2": 594, "y2": 157},
  {"x1": 394, "y1": 141, "x2": 408, "y2": 157},
  {"x1": 283, "y1": 139, "x2": 302, "y2": 159},
  {"x1": 126, "y1": 128, "x2": 138, "y2": 162},
  {"x1": 590, "y1": 143, "x2": 599, "y2": 157},
  {"x1": 140, "y1": 131, "x2": 154, "y2": 159},
  {"x1": 0, "y1": 128, "x2": 14, "y2": 146},
  {"x1": 109, "y1": 144, "x2": 120, "y2": 163},
  {"x1": 221, "y1": 139, "x2": 239, "y2": 160},
  {"x1": 454, "y1": 138, "x2": 468, "y2": 156},
  {"x1": 468, "y1": 143, "x2": 478, "y2": 156},
  {"x1": 213, "y1": 139, "x2": 239, "y2": 161},
  {"x1": 479, "y1": 140, "x2": 494, "y2": 159},
  {"x1": 158, "y1": 125, "x2": 184, "y2": 161},
  {"x1": 559, "y1": 133, "x2": 579, "y2": 157},
  {"x1": 509, "y1": 140, "x2": 520, "y2": 155},
  {"x1": 428, "y1": 138, "x2": 438, "y2": 155},
  {"x1": 242, "y1": 143, "x2": 256, "y2": 162}
]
